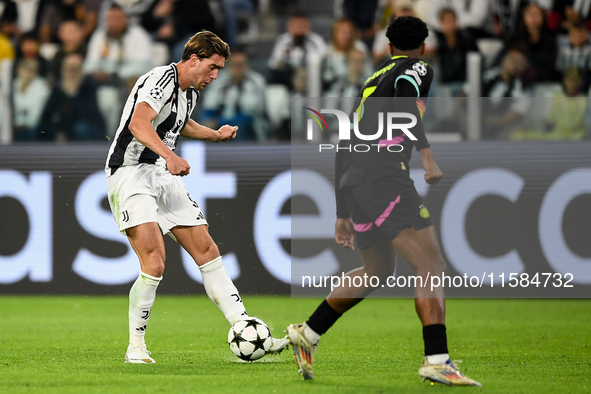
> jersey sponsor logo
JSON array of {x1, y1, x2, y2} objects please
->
[
  {"x1": 150, "y1": 86, "x2": 164, "y2": 101},
  {"x1": 413, "y1": 62, "x2": 427, "y2": 76},
  {"x1": 163, "y1": 130, "x2": 180, "y2": 149}
]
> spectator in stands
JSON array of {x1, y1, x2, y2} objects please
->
[
  {"x1": 140, "y1": 0, "x2": 216, "y2": 62},
  {"x1": 555, "y1": 22, "x2": 591, "y2": 87},
  {"x1": 220, "y1": 0, "x2": 255, "y2": 48},
  {"x1": 512, "y1": 68, "x2": 588, "y2": 140},
  {"x1": 39, "y1": 0, "x2": 100, "y2": 43},
  {"x1": 289, "y1": 66, "x2": 308, "y2": 140},
  {"x1": 268, "y1": 9, "x2": 327, "y2": 89},
  {"x1": 372, "y1": 0, "x2": 418, "y2": 66},
  {"x1": 0, "y1": 21, "x2": 15, "y2": 62},
  {"x1": 0, "y1": 0, "x2": 18, "y2": 39},
  {"x1": 38, "y1": 53, "x2": 105, "y2": 140},
  {"x1": 47, "y1": 19, "x2": 87, "y2": 84},
  {"x1": 100, "y1": 0, "x2": 156, "y2": 26},
  {"x1": 493, "y1": 2, "x2": 558, "y2": 82},
  {"x1": 482, "y1": 48, "x2": 532, "y2": 139},
  {"x1": 324, "y1": 48, "x2": 367, "y2": 141},
  {"x1": 492, "y1": 0, "x2": 528, "y2": 40},
  {"x1": 504, "y1": 2, "x2": 558, "y2": 82},
  {"x1": 12, "y1": 0, "x2": 42, "y2": 36},
  {"x1": 15, "y1": 32, "x2": 47, "y2": 76},
  {"x1": 322, "y1": 19, "x2": 371, "y2": 91},
  {"x1": 336, "y1": 0, "x2": 379, "y2": 47},
  {"x1": 548, "y1": 0, "x2": 591, "y2": 33},
  {"x1": 12, "y1": 58, "x2": 49, "y2": 140},
  {"x1": 434, "y1": 8, "x2": 479, "y2": 95},
  {"x1": 199, "y1": 49, "x2": 269, "y2": 141},
  {"x1": 84, "y1": 4, "x2": 153, "y2": 92},
  {"x1": 325, "y1": 48, "x2": 367, "y2": 98},
  {"x1": 539, "y1": 67, "x2": 588, "y2": 139},
  {"x1": 428, "y1": 0, "x2": 494, "y2": 40}
]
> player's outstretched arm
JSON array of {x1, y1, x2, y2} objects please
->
[
  {"x1": 419, "y1": 147, "x2": 443, "y2": 185},
  {"x1": 129, "y1": 102, "x2": 190, "y2": 176},
  {"x1": 181, "y1": 119, "x2": 237, "y2": 142}
]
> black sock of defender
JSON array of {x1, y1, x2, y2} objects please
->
[
  {"x1": 423, "y1": 324, "x2": 448, "y2": 356},
  {"x1": 306, "y1": 299, "x2": 342, "y2": 335}
]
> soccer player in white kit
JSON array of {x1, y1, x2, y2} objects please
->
[{"x1": 105, "y1": 31, "x2": 288, "y2": 363}]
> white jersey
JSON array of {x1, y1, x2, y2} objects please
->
[{"x1": 105, "y1": 63, "x2": 199, "y2": 176}]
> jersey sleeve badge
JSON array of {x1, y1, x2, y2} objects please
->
[
  {"x1": 149, "y1": 87, "x2": 164, "y2": 101},
  {"x1": 412, "y1": 62, "x2": 427, "y2": 76}
]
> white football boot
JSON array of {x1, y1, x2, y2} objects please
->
[
  {"x1": 125, "y1": 344, "x2": 156, "y2": 364},
  {"x1": 267, "y1": 336, "x2": 290, "y2": 354}
]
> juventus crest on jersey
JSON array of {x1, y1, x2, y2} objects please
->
[{"x1": 105, "y1": 63, "x2": 199, "y2": 176}]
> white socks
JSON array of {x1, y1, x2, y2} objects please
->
[
  {"x1": 304, "y1": 324, "x2": 321, "y2": 345},
  {"x1": 127, "y1": 256, "x2": 246, "y2": 348},
  {"x1": 129, "y1": 271, "x2": 162, "y2": 346},
  {"x1": 199, "y1": 256, "x2": 248, "y2": 325},
  {"x1": 426, "y1": 353, "x2": 450, "y2": 364}
]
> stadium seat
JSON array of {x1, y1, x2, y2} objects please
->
[
  {"x1": 476, "y1": 38, "x2": 504, "y2": 69},
  {"x1": 97, "y1": 86, "x2": 122, "y2": 139},
  {"x1": 265, "y1": 84, "x2": 290, "y2": 129},
  {"x1": 152, "y1": 43, "x2": 170, "y2": 67}
]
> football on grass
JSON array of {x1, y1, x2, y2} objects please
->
[{"x1": 228, "y1": 318, "x2": 272, "y2": 361}]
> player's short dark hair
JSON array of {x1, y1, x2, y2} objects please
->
[
  {"x1": 181, "y1": 30, "x2": 230, "y2": 61},
  {"x1": 385, "y1": 16, "x2": 429, "y2": 51}
]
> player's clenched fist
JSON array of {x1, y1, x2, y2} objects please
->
[
  {"x1": 335, "y1": 218, "x2": 356, "y2": 251},
  {"x1": 424, "y1": 166, "x2": 443, "y2": 185},
  {"x1": 423, "y1": 158, "x2": 443, "y2": 185},
  {"x1": 217, "y1": 125, "x2": 238, "y2": 142},
  {"x1": 166, "y1": 155, "x2": 191, "y2": 176}
]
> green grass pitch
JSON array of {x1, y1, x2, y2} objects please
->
[{"x1": 0, "y1": 296, "x2": 589, "y2": 394}]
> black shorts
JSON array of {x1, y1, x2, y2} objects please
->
[{"x1": 343, "y1": 176, "x2": 433, "y2": 250}]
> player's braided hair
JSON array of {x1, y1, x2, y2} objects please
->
[
  {"x1": 385, "y1": 16, "x2": 429, "y2": 51},
  {"x1": 181, "y1": 31, "x2": 231, "y2": 62}
]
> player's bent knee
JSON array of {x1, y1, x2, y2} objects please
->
[
  {"x1": 203, "y1": 240, "x2": 220, "y2": 261},
  {"x1": 143, "y1": 249, "x2": 166, "y2": 276},
  {"x1": 145, "y1": 260, "x2": 165, "y2": 277}
]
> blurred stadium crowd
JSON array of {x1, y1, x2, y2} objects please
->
[{"x1": 1, "y1": 0, "x2": 591, "y2": 142}]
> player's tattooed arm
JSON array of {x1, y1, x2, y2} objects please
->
[
  {"x1": 419, "y1": 147, "x2": 443, "y2": 185},
  {"x1": 181, "y1": 119, "x2": 237, "y2": 142},
  {"x1": 129, "y1": 102, "x2": 190, "y2": 176}
]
